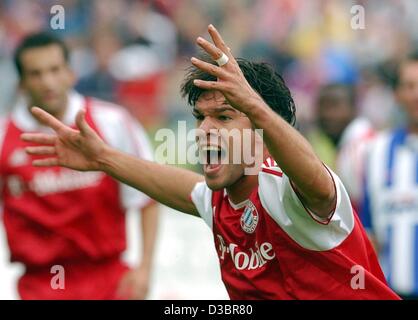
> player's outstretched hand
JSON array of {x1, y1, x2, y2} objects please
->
[
  {"x1": 191, "y1": 24, "x2": 265, "y2": 115},
  {"x1": 21, "y1": 107, "x2": 108, "y2": 171}
]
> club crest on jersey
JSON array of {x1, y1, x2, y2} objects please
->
[{"x1": 240, "y1": 201, "x2": 259, "y2": 234}]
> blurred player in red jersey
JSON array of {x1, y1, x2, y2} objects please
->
[
  {"x1": 0, "y1": 33, "x2": 158, "y2": 299},
  {"x1": 22, "y1": 25, "x2": 399, "y2": 299}
]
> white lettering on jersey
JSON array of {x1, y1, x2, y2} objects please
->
[
  {"x1": 5, "y1": 169, "x2": 105, "y2": 197},
  {"x1": 9, "y1": 148, "x2": 29, "y2": 167},
  {"x1": 30, "y1": 170, "x2": 104, "y2": 195},
  {"x1": 216, "y1": 234, "x2": 275, "y2": 271}
]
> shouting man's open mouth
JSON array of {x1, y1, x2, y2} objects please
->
[{"x1": 200, "y1": 144, "x2": 227, "y2": 176}]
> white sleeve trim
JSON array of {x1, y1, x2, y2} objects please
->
[
  {"x1": 258, "y1": 167, "x2": 355, "y2": 251},
  {"x1": 190, "y1": 181, "x2": 213, "y2": 229},
  {"x1": 288, "y1": 164, "x2": 337, "y2": 225},
  {"x1": 90, "y1": 101, "x2": 154, "y2": 210}
]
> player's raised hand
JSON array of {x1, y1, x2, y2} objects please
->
[
  {"x1": 21, "y1": 107, "x2": 109, "y2": 171},
  {"x1": 191, "y1": 24, "x2": 265, "y2": 115}
]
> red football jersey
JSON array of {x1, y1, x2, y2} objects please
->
[
  {"x1": 191, "y1": 157, "x2": 400, "y2": 300},
  {"x1": 0, "y1": 92, "x2": 153, "y2": 299}
]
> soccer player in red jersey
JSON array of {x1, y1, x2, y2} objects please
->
[
  {"x1": 1, "y1": 33, "x2": 158, "y2": 299},
  {"x1": 22, "y1": 25, "x2": 399, "y2": 299}
]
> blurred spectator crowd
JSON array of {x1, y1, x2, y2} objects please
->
[{"x1": 0, "y1": 0, "x2": 417, "y2": 130}]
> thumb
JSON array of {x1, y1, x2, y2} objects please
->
[{"x1": 75, "y1": 109, "x2": 91, "y2": 135}]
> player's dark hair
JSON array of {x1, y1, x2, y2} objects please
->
[
  {"x1": 317, "y1": 83, "x2": 356, "y2": 109},
  {"x1": 393, "y1": 50, "x2": 418, "y2": 88},
  {"x1": 14, "y1": 32, "x2": 69, "y2": 78},
  {"x1": 181, "y1": 54, "x2": 296, "y2": 126}
]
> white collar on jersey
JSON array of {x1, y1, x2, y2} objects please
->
[
  {"x1": 225, "y1": 188, "x2": 250, "y2": 210},
  {"x1": 228, "y1": 198, "x2": 250, "y2": 210},
  {"x1": 11, "y1": 91, "x2": 85, "y2": 132}
]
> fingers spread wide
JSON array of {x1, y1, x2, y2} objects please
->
[
  {"x1": 75, "y1": 109, "x2": 91, "y2": 135},
  {"x1": 31, "y1": 107, "x2": 65, "y2": 132},
  {"x1": 25, "y1": 146, "x2": 56, "y2": 156},
  {"x1": 190, "y1": 57, "x2": 227, "y2": 78},
  {"x1": 32, "y1": 158, "x2": 59, "y2": 167},
  {"x1": 196, "y1": 36, "x2": 224, "y2": 60},
  {"x1": 208, "y1": 24, "x2": 230, "y2": 56},
  {"x1": 21, "y1": 133, "x2": 56, "y2": 144}
]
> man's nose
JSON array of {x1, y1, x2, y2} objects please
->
[
  {"x1": 38, "y1": 72, "x2": 56, "y2": 89},
  {"x1": 196, "y1": 117, "x2": 220, "y2": 144},
  {"x1": 199, "y1": 116, "x2": 217, "y2": 134}
]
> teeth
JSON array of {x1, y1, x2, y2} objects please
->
[{"x1": 201, "y1": 145, "x2": 220, "y2": 152}]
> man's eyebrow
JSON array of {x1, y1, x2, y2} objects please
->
[
  {"x1": 213, "y1": 105, "x2": 238, "y2": 113},
  {"x1": 192, "y1": 105, "x2": 237, "y2": 114}
]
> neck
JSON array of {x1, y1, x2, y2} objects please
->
[
  {"x1": 227, "y1": 152, "x2": 270, "y2": 204},
  {"x1": 28, "y1": 99, "x2": 68, "y2": 122},
  {"x1": 226, "y1": 173, "x2": 259, "y2": 205}
]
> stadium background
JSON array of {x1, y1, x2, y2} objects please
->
[{"x1": 0, "y1": 0, "x2": 417, "y2": 299}]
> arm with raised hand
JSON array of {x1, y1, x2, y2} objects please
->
[
  {"x1": 21, "y1": 107, "x2": 203, "y2": 216},
  {"x1": 190, "y1": 25, "x2": 336, "y2": 218}
]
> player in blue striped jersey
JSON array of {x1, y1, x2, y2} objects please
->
[{"x1": 361, "y1": 51, "x2": 418, "y2": 299}]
